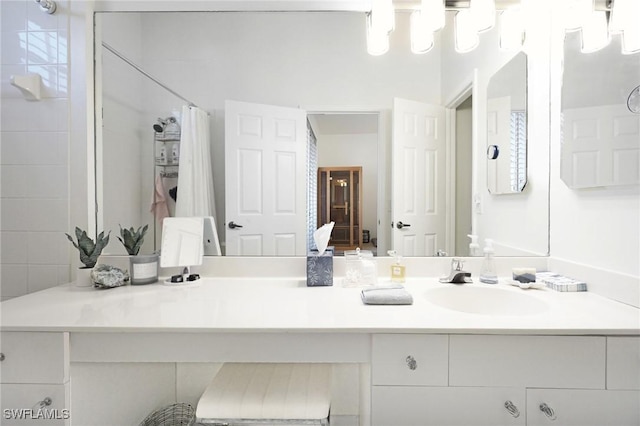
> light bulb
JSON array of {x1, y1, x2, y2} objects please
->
[
  {"x1": 366, "y1": 12, "x2": 390, "y2": 56},
  {"x1": 580, "y1": 11, "x2": 610, "y2": 53},
  {"x1": 470, "y1": 0, "x2": 496, "y2": 33},
  {"x1": 411, "y1": 11, "x2": 435, "y2": 54},
  {"x1": 455, "y1": 9, "x2": 480, "y2": 53},
  {"x1": 371, "y1": 0, "x2": 395, "y2": 34},
  {"x1": 421, "y1": 0, "x2": 445, "y2": 32},
  {"x1": 500, "y1": 8, "x2": 525, "y2": 50},
  {"x1": 563, "y1": 0, "x2": 593, "y2": 32},
  {"x1": 621, "y1": 25, "x2": 640, "y2": 54}
]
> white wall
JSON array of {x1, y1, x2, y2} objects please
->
[
  {"x1": 440, "y1": 5, "x2": 550, "y2": 257},
  {"x1": 0, "y1": 0, "x2": 72, "y2": 300},
  {"x1": 317, "y1": 132, "x2": 378, "y2": 240}
]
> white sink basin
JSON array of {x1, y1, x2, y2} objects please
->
[{"x1": 425, "y1": 285, "x2": 548, "y2": 316}]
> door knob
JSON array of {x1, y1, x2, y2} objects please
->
[
  {"x1": 228, "y1": 221, "x2": 243, "y2": 229},
  {"x1": 396, "y1": 221, "x2": 411, "y2": 229}
]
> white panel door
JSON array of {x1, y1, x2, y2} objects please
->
[
  {"x1": 561, "y1": 104, "x2": 640, "y2": 188},
  {"x1": 225, "y1": 100, "x2": 307, "y2": 256},
  {"x1": 392, "y1": 98, "x2": 446, "y2": 256}
]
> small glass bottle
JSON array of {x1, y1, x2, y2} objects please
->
[{"x1": 388, "y1": 250, "x2": 406, "y2": 283}]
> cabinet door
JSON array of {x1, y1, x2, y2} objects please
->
[
  {"x1": 372, "y1": 386, "x2": 525, "y2": 426},
  {"x1": 0, "y1": 332, "x2": 69, "y2": 384},
  {"x1": 372, "y1": 334, "x2": 448, "y2": 386},
  {"x1": 1, "y1": 383, "x2": 69, "y2": 425},
  {"x1": 607, "y1": 337, "x2": 640, "y2": 390},
  {"x1": 527, "y1": 389, "x2": 640, "y2": 426},
  {"x1": 449, "y1": 335, "x2": 605, "y2": 389}
]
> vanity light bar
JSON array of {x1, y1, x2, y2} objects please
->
[{"x1": 368, "y1": 0, "x2": 636, "y2": 56}]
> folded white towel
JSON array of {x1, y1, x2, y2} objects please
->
[{"x1": 361, "y1": 285, "x2": 413, "y2": 305}]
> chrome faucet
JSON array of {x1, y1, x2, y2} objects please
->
[{"x1": 439, "y1": 258, "x2": 472, "y2": 284}]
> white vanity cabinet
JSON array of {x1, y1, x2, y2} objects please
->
[
  {"x1": 526, "y1": 389, "x2": 640, "y2": 425},
  {"x1": 370, "y1": 334, "x2": 640, "y2": 426},
  {"x1": 372, "y1": 386, "x2": 526, "y2": 425},
  {"x1": 0, "y1": 332, "x2": 70, "y2": 425}
]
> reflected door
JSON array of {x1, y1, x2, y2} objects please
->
[
  {"x1": 392, "y1": 98, "x2": 446, "y2": 256},
  {"x1": 318, "y1": 167, "x2": 362, "y2": 250},
  {"x1": 225, "y1": 100, "x2": 307, "y2": 256}
]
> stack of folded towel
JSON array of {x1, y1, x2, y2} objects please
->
[{"x1": 361, "y1": 285, "x2": 413, "y2": 305}]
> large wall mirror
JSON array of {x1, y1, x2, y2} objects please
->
[
  {"x1": 486, "y1": 52, "x2": 527, "y2": 194},
  {"x1": 94, "y1": 8, "x2": 549, "y2": 258},
  {"x1": 561, "y1": 31, "x2": 640, "y2": 189}
]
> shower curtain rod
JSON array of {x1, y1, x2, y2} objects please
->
[{"x1": 101, "y1": 41, "x2": 200, "y2": 109}]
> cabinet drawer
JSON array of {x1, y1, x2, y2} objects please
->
[
  {"x1": 527, "y1": 388, "x2": 640, "y2": 426},
  {"x1": 607, "y1": 337, "x2": 640, "y2": 390},
  {"x1": 1, "y1": 383, "x2": 69, "y2": 425},
  {"x1": 450, "y1": 335, "x2": 605, "y2": 388},
  {"x1": 372, "y1": 386, "x2": 525, "y2": 426},
  {"x1": 0, "y1": 332, "x2": 69, "y2": 384},
  {"x1": 372, "y1": 334, "x2": 448, "y2": 386}
]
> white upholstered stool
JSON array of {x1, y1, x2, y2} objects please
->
[{"x1": 196, "y1": 363, "x2": 332, "y2": 426}]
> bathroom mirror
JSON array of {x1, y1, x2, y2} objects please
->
[
  {"x1": 560, "y1": 31, "x2": 640, "y2": 189},
  {"x1": 94, "y1": 9, "x2": 549, "y2": 257},
  {"x1": 486, "y1": 52, "x2": 528, "y2": 194}
]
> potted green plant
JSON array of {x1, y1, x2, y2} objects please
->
[
  {"x1": 66, "y1": 227, "x2": 110, "y2": 287},
  {"x1": 118, "y1": 224, "x2": 158, "y2": 285}
]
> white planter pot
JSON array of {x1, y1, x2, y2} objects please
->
[{"x1": 75, "y1": 267, "x2": 93, "y2": 287}]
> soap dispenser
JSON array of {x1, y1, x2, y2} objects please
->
[
  {"x1": 467, "y1": 234, "x2": 481, "y2": 257},
  {"x1": 387, "y1": 250, "x2": 405, "y2": 283},
  {"x1": 479, "y1": 239, "x2": 498, "y2": 284}
]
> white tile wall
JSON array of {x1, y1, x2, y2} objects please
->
[{"x1": 1, "y1": 0, "x2": 70, "y2": 301}]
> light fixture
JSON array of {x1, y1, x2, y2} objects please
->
[
  {"x1": 621, "y1": 24, "x2": 640, "y2": 54},
  {"x1": 411, "y1": 10, "x2": 435, "y2": 54},
  {"x1": 580, "y1": 10, "x2": 610, "y2": 53},
  {"x1": 371, "y1": 0, "x2": 395, "y2": 35},
  {"x1": 455, "y1": 9, "x2": 480, "y2": 53},
  {"x1": 366, "y1": 12, "x2": 390, "y2": 56},
  {"x1": 609, "y1": 0, "x2": 640, "y2": 54},
  {"x1": 35, "y1": 0, "x2": 56, "y2": 14},
  {"x1": 470, "y1": 0, "x2": 496, "y2": 33},
  {"x1": 562, "y1": 0, "x2": 593, "y2": 32},
  {"x1": 421, "y1": 0, "x2": 446, "y2": 32},
  {"x1": 499, "y1": 8, "x2": 525, "y2": 50}
]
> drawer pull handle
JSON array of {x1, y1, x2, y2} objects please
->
[
  {"x1": 539, "y1": 402, "x2": 556, "y2": 420},
  {"x1": 405, "y1": 355, "x2": 417, "y2": 370},
  {"x1": 0, "y1": 352, "x2": 4, "y2": 361},
  {"x1": 33, "y1": 397, "x2": 52, "y2": 410},
  {"x1": 504, "y1": 400, "x2": 520, "y2": 418}
]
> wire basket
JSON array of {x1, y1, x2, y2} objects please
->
[{"x1": 139, "y1": 403, "x2": 195, "y2": 426}]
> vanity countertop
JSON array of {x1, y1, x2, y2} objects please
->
[{"x1": 1, "y1": 278, "x2": 638, "y2": 335}]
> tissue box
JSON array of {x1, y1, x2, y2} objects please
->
[{"x1": 307, "y1": 247, "x2": 334, "y2": 287}]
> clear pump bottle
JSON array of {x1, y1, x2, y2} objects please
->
[
  {"x1": 479, "y1": 239, "x2": 498, "y2": 284},
  {"x1": 467, "y1": 234, "x2": 481, "y2": 257}
]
